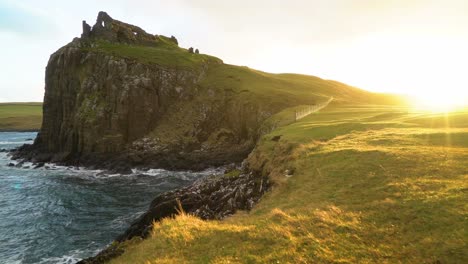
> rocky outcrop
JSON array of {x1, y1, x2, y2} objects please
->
[
  {"x1": 35, "y1": 44, "x2": 200, "y2": 155},
  {"x1": 119, "y1": 170, "x2": 268, "y2": 241},
  {"x1": 81, "y1": 11, "x2": 163, "y2": 46},
  {"x1": 78, "y1": 167, "x2": 270, "y2": 264}
]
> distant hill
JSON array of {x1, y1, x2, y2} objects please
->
[{"x1": 0, "y1": 103, "x2": 42, "y2": 131}]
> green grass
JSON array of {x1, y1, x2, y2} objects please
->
[
  {"x1": 197, "y1": 64, "x2": 396, "y2": 107},
  {"x1": 111, "y1": 105, "x2": 468, "y2": 263},
  {"x1": 85, "y1": 39, "x2": 222, "y2": 68},
  {"x1": 0, "y1": 103, "x2": 42, "y2": 131}
]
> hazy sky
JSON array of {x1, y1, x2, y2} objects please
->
[{"x1": 1, "y1": 0, "x2": 467, "y2": 103}]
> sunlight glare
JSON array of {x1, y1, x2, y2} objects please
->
[{"x1": 411, "y1": 92, "x2": 466, "y2": 112}]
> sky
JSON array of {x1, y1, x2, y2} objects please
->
[{"x1": 0, "y1": 0, "x2": 467, "y2": 105}]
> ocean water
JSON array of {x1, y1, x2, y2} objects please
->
[{"x1": 0, "y1": 132, "x2": 218, "y2": 264}]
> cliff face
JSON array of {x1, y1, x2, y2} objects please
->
[
  {"x1": 37, "y1": 42, "x2": 201, "y2": 155},
  {"x1": 29, "y1": 12, "x2": 272, "y2": 170}
]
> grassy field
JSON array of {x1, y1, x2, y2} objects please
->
[
  {"x1": 0, "y1": 103, "x2": 42, "y2": 131},
  {"x1": 111, "y1": 105, "x2": 468, "y2": 263}
]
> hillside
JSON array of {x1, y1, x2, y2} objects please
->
[
  {"x1": 0, "y1": 103, "x2": 42, "y2": 131},
  {"x1": 17, "y1": 11, "x2": 400, "y2": 171},
  {"x1": 109, "y1": 105, "x2": 468, "y2": 263}
]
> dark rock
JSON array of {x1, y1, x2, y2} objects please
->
[
  {"x1": 117, "y1": 170, "x2": 269, "y2": 241},
  {"x1": 195, "y1": 49, "x2": 199, "y2": 54},
  {"x1": 7, "y1": 163, "x2": 15, "y2": 167},
  {"x1": 170, "y1": 35, "x2": 178, "y2": 45},
  {"x1": 271, "y1": 135, "x2": 282, "y2": 142},
  {"x1": 32, "y1": 153, "x2": 52, "y2": 163},
  {"x1": 188, "y1": 47, "x2": 194, "y2": 53},
  {"x1": 0, "y1": 149, "x2": 8, "y2": 153},
  {"x1": 33, "y1": 162, "x2": 45, "y2": 169},
  {"x1": 84, "y1": 11, "x2": 160, "y2": 46},
  {"x1": 81, "y1": 21, "x2": 91, "y2": 38},
  {"x1": 109, "y1": 164, "x2": 133, "y2": 175}
]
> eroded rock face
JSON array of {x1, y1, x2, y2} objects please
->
[
  {"x1": 33, "y1": 41, "x2": 204, "y2": 162},
  {"x1": 119, "y1": 170, "x2": 269, "y2": 240},
  {"x1": 82, "y1": 11, "x2": 162, "y2": 46},
  {"x1": 15, "y1": 11, "x2": 274, "y2": 171}
]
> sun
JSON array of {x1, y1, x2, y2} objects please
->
[{"x1": 411, "y1": 93, "x2": 466, "y2": 112}]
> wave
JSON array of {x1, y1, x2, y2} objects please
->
[
  {"x1": 38, "y1": 248, "x2": 101, "y2": 264},
  {"x1": 0, "y1": 141, "x2": 33, "y2": 144}
]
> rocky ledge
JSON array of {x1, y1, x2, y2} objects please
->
[{"x1": 78, "y1": 167, "x2": 269, "y2": 263}]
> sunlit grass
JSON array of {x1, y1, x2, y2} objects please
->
[{"x1": 112, "y1": 105, "x2": 468, "y2": 263}]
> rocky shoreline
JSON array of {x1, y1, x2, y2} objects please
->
[
  {"x1": 9, "y1": 142, "x2": 254, "y2": 173},
  {"x1": 78, "y1": 164, "x2": 269, "y2": 264},
  {"x1": 8, "y1": 142, "x2": 270, "y2": 264}
]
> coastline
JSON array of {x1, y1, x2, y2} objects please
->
[
  {"x1": 10, "y1": 143, "x2": 254, "y2": 173},
  {"x1": 78, "y1": 164, "x2": 269, "y2": 264},
  {"x1": 0, "y1": 129, "x2": 40, "y2": 132},
  {"x1": 7, "y1": 132, "x2": 271, "y2": 263}
]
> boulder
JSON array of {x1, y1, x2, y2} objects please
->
[
  {"x1": 33, "y1": 162, "x2": 45, "y2": 169},
  {"x1": 170, "y1": 35, "x2": 178, "y2": 45}
]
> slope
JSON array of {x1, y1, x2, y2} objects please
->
[{"x1": 110, "y1": 105, "x2": 468, "y2": 263}]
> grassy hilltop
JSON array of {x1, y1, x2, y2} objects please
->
[
  {"x1": 0, "y1": 103, "x2": 42, "y2": 131},
  {"x1": 111, "y1": 105, "x2": 468, "y2": 263}
]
